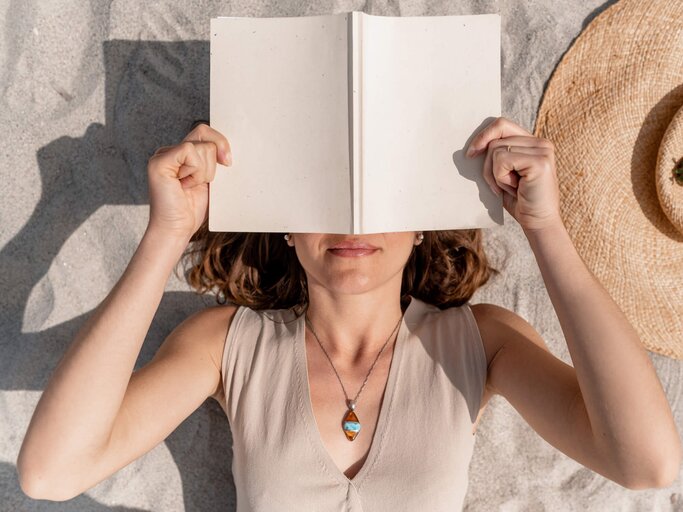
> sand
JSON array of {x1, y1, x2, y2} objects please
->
[{"x1": 1, "y1": 0, "x2": 681, "y2": 510}]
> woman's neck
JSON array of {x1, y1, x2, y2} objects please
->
[{"x1": 302, "y1": 289, "x2": 409, "y2": 364}]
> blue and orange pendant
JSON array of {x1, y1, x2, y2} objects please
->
[{"x1": 342, "y1": 400, "x2": 361, "y2": 441}]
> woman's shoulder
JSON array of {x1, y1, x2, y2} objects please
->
[
  {"x1": 467, "y1": 302, "x2": 549, "y2": 362},
  {"x1": 190, "y1": 302, "x2": 241, "y2": 334},
  {"x1": 467, "y1": 302, "x2": 512, "y2": 367},
  {"x1": 180, "y1": 304, "x2": 242, "y2": 401},
  {"x1": 466, "y1": 302, "x2": 553, "y2": 390}
]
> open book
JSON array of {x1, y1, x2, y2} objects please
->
[{"x1": 209, "y1": 12, "x2": 502, "y2": 234}]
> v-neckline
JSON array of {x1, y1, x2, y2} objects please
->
[{"x1": 294, "y1": 296, "x2": 418, "y2": 489}]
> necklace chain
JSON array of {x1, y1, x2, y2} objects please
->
[{"x1": 304, "y1": 309, "x2": 404, "y2": 409}]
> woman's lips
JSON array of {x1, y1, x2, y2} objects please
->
[{"x1": 328, "y1": 248, "x2": 378, "y2": 257}]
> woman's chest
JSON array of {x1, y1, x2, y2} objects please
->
[{"x1": 305, "y1": 336, "x2": 397, "y2": 481}]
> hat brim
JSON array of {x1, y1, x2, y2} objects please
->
[{"x1": 533, "y1": 0, "x2": 683, "y2": 359}]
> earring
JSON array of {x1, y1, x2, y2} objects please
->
[
  {"x1": 416, "y1": 232, "x2": 424, "y2": 245},
  {"x1": 284, "y1": 234, "x2": 290, "y2": 241}
]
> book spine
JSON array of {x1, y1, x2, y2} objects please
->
[{"x1": 350, "y1": 11, "x2": 363, "y2": 234}]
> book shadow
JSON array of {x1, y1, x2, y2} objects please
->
[{"x1": 453, "y1": 115, "x2": 505, "y2": 224}]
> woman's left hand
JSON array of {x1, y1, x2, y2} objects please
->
[{"x1": 466, "y1": 116, "x2": 563, "y2": 233}]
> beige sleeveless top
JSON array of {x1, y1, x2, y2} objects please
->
[{"x1": 218, "y1": 295, "x2": 487, "y2": 511}]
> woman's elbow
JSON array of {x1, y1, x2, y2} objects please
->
[
  {"x1": 17, "y1": 463, "x2": 83, "y2": 502},
  {"x1": 623, "y1": 451, "x2": 682, "y2": 490}
]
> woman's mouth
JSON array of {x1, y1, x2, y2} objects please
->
[{"x1": 328, "y1": 248, "x2": 378, "y2": 257}]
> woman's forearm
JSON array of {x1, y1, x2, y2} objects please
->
[
  {"x1": 17, "y1": 228, "x2": 190, "y2": 488},
  {"x1": 524, "y1": 220, "x2": 681, "y2": 486}
]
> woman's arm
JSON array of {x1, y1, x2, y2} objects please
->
[
  {"x1": 16, "y1": 228, "x2": 190, "y2": 498},
  {"x1": 466, "y1": 116, "x2": 681, "y2": 488},
  {"x1": 17, "y1": 123, "x2": 232, "y2": 500},
  {"x1": 523, "y1": 219, "x2": 681, "y2": 488}
]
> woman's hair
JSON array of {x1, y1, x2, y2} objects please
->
[{"x1": 176, "y1": 219, "x2": 500, "y2": 314}]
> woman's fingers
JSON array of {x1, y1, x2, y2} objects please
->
[
  {"x1": 145, "y1": 124, "x2": 234, "y2": 240},
  {"x1": 486, "y1": 143, "x2": 551, "y2": 196},
  {"x1": 466, "y1": 116, "x2": 534, "y2": 157},
  {"x1": 150, "y1": 140, "x2": 222, "y2": 189},
  {"x1": 464, "y1": 117, "x2": 562, "y2": 231},
  {"x1": 466, "y1": 124, "x2": 543, "y2": 197},
  {"x1": 176, "y1": 141, "x2": 218, "y2": 187},
  {"x1": 467, "y1": 118, "x2": 534, "y2": 196},
  {"x1": 182, "y1": 122, "x2": 232, "y2": 166}
]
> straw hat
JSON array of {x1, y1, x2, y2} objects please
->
[{"x1": 532, "y1": 0, "x2": 683, "y2": 359}]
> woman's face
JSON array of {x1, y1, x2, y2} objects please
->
[{"x1": 288, "y1": 232, "x2": 418, "y2": 295}]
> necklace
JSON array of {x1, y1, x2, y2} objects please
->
[{"x1": 304, "y1": 309, "x2": 404, "y2": 441}]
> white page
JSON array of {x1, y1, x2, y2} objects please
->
[
  {"x1": 361, "y1": 12, "x2": 503, "y2": 233},
  {"x1": 209, "y1": 14, "x2": 351, "y2": 233}
]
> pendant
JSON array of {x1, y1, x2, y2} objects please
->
[{"x1": 342, "y1": 400, "x2": 361, "y2": 441}]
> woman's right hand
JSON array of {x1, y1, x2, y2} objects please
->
[{"x1": 146, "y1": 123, "x2": 232, "y2": 241}]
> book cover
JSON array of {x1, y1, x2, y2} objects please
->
[{"x1": 209, "y1": 12, "x2": 502, "y2": 234}]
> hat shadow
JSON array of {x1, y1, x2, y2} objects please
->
[
  {"x1": 631, "y1": 84, "x2": 683, "y2": 241},
  {"x1": 2, "y1": 40, "x2": 235, "y2": 510},
  {"x1": 580, "y1": 0, "x2": 620, "y2": 31}
]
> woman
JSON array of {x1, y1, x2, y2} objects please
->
[{"x1": 16, "y1": 117, "x2": 681, "y2": 509}]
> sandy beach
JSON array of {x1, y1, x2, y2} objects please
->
[{"x1": 1, "y1": 0, "x2": 681, "y2": 510}]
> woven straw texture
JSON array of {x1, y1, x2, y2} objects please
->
[{"x1": 533, "y1": 0, "x2": 683, "y2": 359}]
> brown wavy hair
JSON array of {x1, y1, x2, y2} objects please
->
[{"x1": 176, "y1": 220, "x2": 500, "y2": 315}]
